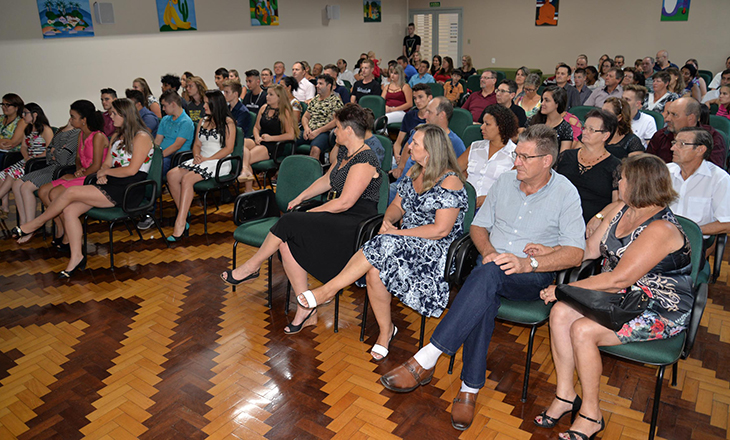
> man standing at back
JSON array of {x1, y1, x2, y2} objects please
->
[
  {"x1": 350, "y1": 59, "x2": 382, "y2": 103},
  {"x1": 462, "y1": 70, "x2": 497, "y2": 122},
  {"x1": 403, "y1": 23, "x2": 421, "y2": 65}
]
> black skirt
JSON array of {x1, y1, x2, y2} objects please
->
[
  {"x1": 269, "y1": 198, "x2": 378, "y2": 283},
  {"x1": 93, "y1": 171, "x2": 149, "y2": 208}
]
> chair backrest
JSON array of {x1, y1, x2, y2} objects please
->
[
  {"x1": 463, "y1": 181, "x2": 476, "y2": 230},
  {"x1": 676, "y1": 215, "x2": 703, "y2": 286},
  {"x1": 275, "y1": 156, "x2": 323, "y2": 212},
  {"x1": 710, "y1": 103, "x2": 719, "y2": 116},
  {"x1": 641, "y1": 109, "x2": 665, "y2": 131},
  {"x1": 374, "y1": 134, "x2": 393, "y2": 172},
  {"x1": 247, "y1": 112, "x2": 256, "y2": 138},
  {"x1": 466, "y1": 75, "x2": 480, "y2": 93},
  {"x1": 449, "y1": 108, "x2": 473, "y2": 139},
  {"x1": 343, "y1": 80, "x2": 352, "y2": 90},
  {"x1": 359, "y1": 95, "x2": 386, "y2": 120},
  {"x1": 430, "y1": 83, "x2": 444, "y2": 97},
  {"x1": 495, "y1": 71, "x2": 506, "y2": 84},
  {"x1": 675, "y1": 215, "x2": 709, "y2": 358},
  {"x1": 461, "y1": 125, "x2": 483, "y2": 148},
  {"x1": 709, "y1": 115, "x2": 730, "y2": 140},
  {"x1": 570, "y1": 106, "x2": 598, "y2": 124},
  {"x1": 145, "y1": 146, "x2": 163, "y2": 202},
  {"x1": 377, "y1": 169, "x2": 389, "y2": 214},
  {"x1": 698, "y1": 71, "x2": 713, "y2": 88}
]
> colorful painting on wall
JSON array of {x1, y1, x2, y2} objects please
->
[
  {"x1": 37, "y1": 0, "x2": 94, "y2": 38},
  {"x1": 251, "y1": 0, "x2": 279, "y2": 26},
  {"x1": 535, "y1": 0, "x2": 559, "y2": 26},
  {"x1": 661, "y1": 0, "x2": 691, "y2": 21},
  {"x1": 156, "y1": 0, "x2": 197, "y2": 32},
  {"x1": 364, "y1": 1, "x2": 382, "y2": 23}
]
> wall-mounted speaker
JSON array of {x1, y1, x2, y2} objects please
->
[
  {"x1": 326, "y1": 5, "x2": 340, "y2": 20},
  {"x1": 93, "y1": 2, "x2": 115, "y2": 24}
]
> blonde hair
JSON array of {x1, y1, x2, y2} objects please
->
[
  {"x1": 390, "y1": 65, "x2": 406, "y2": 88},
  {"x1": 268, "y1": 84, "x2": 300, "y2": 138},
  {"x1": 132, "y1": 77, "x2": 153, "y2": 101},
  {"x1": 409, "y1": 124, "x2": 465, "y2": 193},
  {"x1": 186, "y1": 76, "x2": 208, "y2": 104},
  {"x1": 462, "y1": 55, "x2": 473, "y2": 71},
  {"x1": 111, "y1": 98, "x2": 150, "y2": 155}
]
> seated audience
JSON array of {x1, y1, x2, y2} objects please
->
[
  {"x1": 647, "y1": 97, "x2": 726, "y2": 168},
  {"x1": 554, "y1": 64, "x2": 582, "y2": 110},
  {"x1": 667, "y1": 67, "x2": 685, "y2": 96},
  {"x1": 214, "y1": 67, "x2": 229, "y2": 90},
  {"x1": 681, "y1": 64, "x2": 703, "y2": 101},
  {"x1": 156, "y1": 90, "x2": 195, "y2": 175},
  {"x1": 584, "y1": 68, "x2": 623, "y2": 108},
  {"x1": 599, "y1": 58, "x2": 614, "y2": 82},
  {"x1": 685, "y1": 59, "x2": 708, "y2": 97},
  {"x1": 323, "y1": 64, "x2": 350, "y2": 104},
  {"x1": 655, "y1": 50, "x2": 679, "y2": 71},
  {"x1": 702, "y1": 69, "x2": 730, "y2": 104},
  {"x1": 282, "y1": 77, "x2": 303, "y2": 123},
  {"x1": 462, "y1": 70, "x2": 498, "y2": 122},
  {"x1": 716, "y1": 85, "x2": 730, "y2": 120},
  {"x1": 295, "y1": 124, "x2": 467, "y2": 361},
  {"x1": 167, "y1": 91, "x2": 235, "y2": 241},
  {"x1": 0, "y1": 103, "x2": 53, "y2": 219},
  {"x1": 408, "y1": 61, "x2": 436, "y2": 87},
  {"x1": 291, "y1": 62, "x2": 316, "y2": 102},
  {"x1": 382, "y1": 65, "x2": 413, "y2": 125},
  {"x1": 397, "y1": 55, "x2": 417, "y2": 83},
  {"x1": 392, "y1": 83, "x2": 431, "y2": 172},
  {"x1": 644, "y1": 71, "x2": 678, "y2": 113},
  {"x1": 514, "y1": 66, "x2": 530, "y2": 99},
  {"x1": 614, "y1": 55, "x2": 625, "y2": 69},
  {"x1": 602, "y1": 97, "x2": 644, "y2": 158},
  {"x1": 14, "y1": 98, "x2": 154, "y2": 278},
  {"x1": 312, "y1": 63, "x2": 323, "y2": 78},
  {"x1": 537, "y1": 153, "x2": 691, "y2": 440},
  {"x1": 527, "y1": 86, "x2": 573, "y2": 152},
  {"x1": 641, "y1": 57, "x2": 655, "y2": 92},
  {"x1": 185, "y1": 76, "x2": 208, "y2": 125},
  {"x1": 273, "y1": 61, "x2": 286, "y2": 85},
  {"x1": 623, "y1": 84, "x2": 657, "y2": 147},
  {"x1": 585, "y1": 66, "x2": 601, "y2": 90},
  {"x1": 221, "y1": 79, "x2": 252, "y2": 137},
  {"x1": 0, "y1": 93, "x2": 28, "y2": 165},
  {"x1": 443, "y1": 70, "x2": 464, "y2": 106},
  {"x1": 434, "y1": 56, "x2": 454, "y2": 83},
  {"x1": 243, "y1": 70, "x2": 267, "y2": 115},
  {"x1": 300, "y1": 75, "x2": 344, "y2": 160},
  {"x1": 125, "y1": 89, "x2": 159, "y2": 137},
  {"x1": 132, "y1": 78, "x2": 162, "y2": 118},
  {"x1": 458, "y1": 104, "x2": 518, "y2": 208},
  {"x1": 480, "y1": 79, "x2": 526, "y2": 127},
  {"x1": 260, "y1": 68, "x2": 273, "y2": 90},
  {"x1": 337, "y1": 58, "x2": 356, "y2": 87},
  {"x1": 430, "y1": 55, "x2": 442, "y2": 77},
  {"x1": 380, "y1": 125, "x2": 584, "y2": 432},
  {"x1": 220, "y1": 104, "x2": 382, "y2": 336},
  {"x1": 301, "y1": 61, "x2": 315, "y2": 82},
  {"x1": 351, "y1": 59, "x2": 382, "y2": 103},
  {"x1": 515, "y1": 73, "x2": 542, "y2": 119},
  {"x1": 458, "y1": 55, "x2": 477, "y2": 78},
  {"x1": 228, "y1": 69, "x2": 240, "y2": 82},
  {"x1": 573, "y1": 68, "x2": 592, "y2": 105},
  {"x1": 100, "y1": 88, "x2": 118, "y2": 137},
  {"x1": 13, "y1": 122, "x2": 79, "y2": 234},
  {"x1": 708, "y1": 57, "x2": 730, "y2": 90},
  {"x1": 556, "y1": 109, "x2": 620, "y2": 223},
  {"x1": 159, "y1": 74, "x2": 185, "y2": 116}
]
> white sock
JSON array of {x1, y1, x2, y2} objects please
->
[
  {"x1": 460, "y1": 381, "x2": 479, "y2": 394},
  {"x1": 413, "y1": 343, "x2": 442, "y2": 370}
]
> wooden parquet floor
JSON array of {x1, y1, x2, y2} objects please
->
[{"x1": 2, "y1": 193, "x2": 730, "y2": 439}]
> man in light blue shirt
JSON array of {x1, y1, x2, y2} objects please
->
[
  {"x1": 380, "y1": 125, "x2": 585, "y2": 431},
  {"x1": 408, "y1": 60, "x2": 435, "y2": 87},
  {"x1": 157, "y1": 91, "x2": 195, "y2": 175}
]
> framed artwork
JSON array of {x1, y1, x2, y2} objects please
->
[
  {"x1": 535, "y1": 0, "x2": 559, "y2": 26},
  {"x1": 157, "y1": 0, "x2": 197, "y2": 32},
  {"x1": 364, "y1": 1, "x2": 381, "y2": 23},
  {"x1": 251, "y1": 0, "x2": 279, "y2": 26},
  {"x1": 37, "y1": 0, "x2": 94, "y2": 38},
  {"x1": 661, "y1": 0, "x2": 691, "y2": 21}
]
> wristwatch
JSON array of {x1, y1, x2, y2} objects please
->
[{"x1": 529, "y1": 257, "x2": 539, "y2": 272}]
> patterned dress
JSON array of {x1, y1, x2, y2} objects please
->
[
  {"x1": 362, "y1": 172, "x2": 468, "y2": 318},
  {"x1": 178, "y1": 123, "x2": 231, "y2": 180},
  {"x1": 600, "y1": 206, "x2": 694, "y2": 343},
  {"x1": 21, "y1": 129, "x2": 80, "y2": 187},
  {"x1": 0, "y1": 131, "x2": 47, "y2": 181},
  {"x1": 0, "y1": 115, "x2": 20, "y2": 143},
  {"x1": 93, "y1": 136, "x2": 153, "y2": 207}
]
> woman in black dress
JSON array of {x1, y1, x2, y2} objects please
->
[
  {"x1": 221, "y1": 103, "x2": 382, "y2": 334},
  {"x1": 527, "y1": 86, "x2": 574, "y2": 152},
  {"x1": 556, "y1": 109, "x2": 621, "y2": 224},
  {"x1": 13, "y1": 98, "x2": 154, "y2": 278},
  {"x1": 602, "y1": 97, "x2": 644, "y2": 159}
]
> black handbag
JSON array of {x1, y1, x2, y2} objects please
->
[{"x1": 555, "y1": 284, "x2": 650, "y2": 331}]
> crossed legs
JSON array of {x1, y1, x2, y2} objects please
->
[{"x1": 166, "y1": 167, "x2": 203, "y2": 237}]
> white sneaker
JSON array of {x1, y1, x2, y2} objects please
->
[{"x1": 137, "y1": 216, "x2": 155, "y2": 230}]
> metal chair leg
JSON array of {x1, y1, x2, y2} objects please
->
[
  {"x1": 83, "y1": 215, "x2": 88, "y2": 258},
  {"x1": 108, "y1": 221, "x2": 116, "y2": 270},
  {"x1": 648, "y1": 365, "x2": 666, "y2": 440},
  {"x1": 419, "y1": 315, "x2": 426, "y2": 349},
  {"x1": 334, "y1": 289, "x2": 342, "y2": 333},
  {"x1": 266, "y1": 255, "x2": 272, "y2": 308},
  {"x1": 448, "y1": 354, "x2": 455, "y2": 374},
  {"x1": 152, "y1": 216, "x2": 169, "y2": 246},
  {"x1": 232, "y1": 241, "x2": 238, "y2": 293},
  {"x1": 671, "y1": 362, "x2": 678, "y2": 387},
  {"x1": 202, "y1": 191, "x2": 209, "y2": 235},
  {"x1": 285, "y1": 282, "x2": 291, "y2": 315},
  {"x1": 521, "y1": 325, "x2": 538, "y2": 402},
  {"x1": 360, "y1": 293, "x2": 369, "y2": 341}
]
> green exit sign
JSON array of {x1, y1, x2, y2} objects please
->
[{"x1": 430, "y1": 2, "x2": 440, "y2": 7}]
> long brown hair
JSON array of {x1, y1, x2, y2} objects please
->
[
  {"x1": 268, "y1": 84, "x2": 300, "y2": 138},
  {"x1": 111, "y1": 98, "x2": 150, "y2": 154},
  {"x1": 409, "y1": 124, "x2": 465, "y2": 193},
  {"x1": 187, "y1": 76, "x2": 208, "y2": 104},
  {"x1": 603, "y1": 97, "x2": 633, "y2": 136}
]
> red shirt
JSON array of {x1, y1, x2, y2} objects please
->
[
  {"x1": 647, "y1": 125, "x2": 726, "y2": 168},
  {"x1": 461, "y1": 90, "x2": 497, "y2": 122}
]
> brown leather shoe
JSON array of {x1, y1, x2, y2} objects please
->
[
  {"x1": 451, "y1": 391, "x2": 477, "y2": 430},
  {"x1": 380, "y1": 357, "x2": 435, "y2": 393}
]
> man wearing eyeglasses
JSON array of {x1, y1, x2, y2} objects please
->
[
  {"x1": 647, "y1": 97, "x2": 726, "y2": 168},
  {"x1": 478, "y1": 79, "x2": 526, "y2": 127},
  {"x1": 667, "y1": 127, "x2": 730, "y2": 239},
  {"x1": 462, "y1": 70, "x2": 498, "y2": 122},
  {"x1": 380, "y1": 124, "x2": 584, "y2": 431}
]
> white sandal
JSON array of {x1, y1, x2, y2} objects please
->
[
  {"x1": 371, "y1": 326, "x2": 398, "y2": 361},
  {"x1": 297, "y1": 290, "x2": 318, "y2": 308}
]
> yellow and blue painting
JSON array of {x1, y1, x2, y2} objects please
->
[
  {"x1": 157, "y1": 0, "x2": 197, "y2": 32},
  {"x1": 661, "y1": 0, "x2": 691, "y2": 21},
  {"x1": 364, "y1": 1, "x2": 381, "y2": 23},
  {"x1": 251, "y1": 0, "x2": 279, "y2": 26},
  {"x1": 36, "y1": 0, "x2": 94, "y2": 38}
]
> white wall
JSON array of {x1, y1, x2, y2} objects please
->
[{"x1": 0, "y1": 0, "x2": 409, "y2": 124}]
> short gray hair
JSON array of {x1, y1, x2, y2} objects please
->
[
  {"x1": 679, "y1": 126, "x2": 713, "y2": 160},
  {"x1": 433, "y1": 96, "x2": 453, "y2": 120},
  {"x1": 518, "y1": 124, "x2": 559, "y2": 166}
]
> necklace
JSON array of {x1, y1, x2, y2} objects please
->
[
  {"x1": 577, "y1": 147, "x2": 609, "y2": 174},
  {"x1": 345, "y1": 144, "x2": 366, "y2": 161}
]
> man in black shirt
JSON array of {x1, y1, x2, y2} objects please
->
[
  {"x1": 243, "y1": 69, "x2": 266, "y2": 115},
  {"x1": 402, "y1": 23, "x2": 421, "y2": 65},
  {"x1": 350, "y1": 59, "x2": 382, "y2": 103},
  {"x1": 479, "y1": 80, "x2": 526, "y2": 127}
]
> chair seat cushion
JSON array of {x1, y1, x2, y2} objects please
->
[
  {"x1": 497, "y1": 298, "x2": 552, "y2": 325},
  {"x1": 87, "y1": 207, "x2": 128, "y2": 221},
  {"x1": 296, "y1": 145, "x2": 311, "y2": 155},
  {"x1": 387, "y1": 122, "x2": 402, "y2": 131},
  {"x1": 194, "y1": 176, "x2": 235, "y2": 191},
  {"x1": 599, "y1": 332, "x2": 686, "y2": 365},
  {"x1": 252, "y1": 160, "x2": 276, "y2": 172},
  {"x1": 234, "y1": 218, "x2": 279, "y2": 247}
]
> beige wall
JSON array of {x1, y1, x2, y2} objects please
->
[
  {"x1": 0, "y1": 0, "x2": 409, "y2": 124},
  {"x1": 410, "y1": 0, "x2": 729, "y2": 76}
]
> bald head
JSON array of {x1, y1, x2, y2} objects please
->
[{"x1": 656, "y1": 50, "x2": 669, "y2": 68}]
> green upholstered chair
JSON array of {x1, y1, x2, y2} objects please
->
[
  {"x1": 374, "y1": 134, "x2": 393, "y2": 173},
  {"x1": 466, "y1": 74, "x2": 481, "y2": 93},
  {"x1": 641, "y1": 109, "x2": 665, "y2": 131},
  {"x1": 698, "y1": 70, "x2": 713, "y2": 88},
  {"x1": 342, "y1": 80, "x2": 352, "y2": 90},
  {"x1": 359, "y1": 95, "x2": 387, "y2": 134},
  {"x1": 430, "y1": 83, "x2": 444, "y2": 97},
  {"x1": 230, "y1": 155, "x2": 322, "y2": 307},
  {"x1": 461, "y1": 124, "x2": 483, "y2": 148},
  {"x1": 570, "y1": 106, "x2": 598, "y2": 124},
  {"x1": 709, "y1": 115, "x2": 730, "y2": 144},
  {"x1": 83, "y1": 146, "x2": 167, "y2": 269},
  {"x1": 251, "y1": 139, "x2": 297, "y2": 189},
  {"x1": 597, "y1": 215, "x2": 708, "y2": 440},
  {"x1": 246, "y1": 111, "x2": 256, "y2": 138},
  {"x1": 192, "y1": 127, "x2": 245, "y2": 234},
  {"x1": 449, "y1": 108, "x2": 474, "y2": 141}
]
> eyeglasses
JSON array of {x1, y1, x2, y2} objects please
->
[
  {"x1": 1, "y1": 103, "x2": 16, "y2": 108},
  {"x1": 496, "y1": 88, "x2": 512, "y2": 94},
  {"x1": 511, "y1": 152, "x2": 548, "y2": 161},
  {"x1": 671, "y1": 140, "x2": 702, "y2": 148},
  {"x1": 523, "y1": 88, "x2": 537, "y2": 93},
  {"x1": 583, "y1": 126, "x2": 607, "y2": 134}
]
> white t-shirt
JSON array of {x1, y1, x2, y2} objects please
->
[
  {"x1": 702, "y1": 89, "x2": 720, "y2": 104},
  {"x1": 293, "y1": 78, "x2": 316, "y2": 102},
  {"x1": 668, "y1": 161, "x2": 730, "y2": 236},
  {"x1": 632, "y1": 111, "x2": 658, "y2": 148},
  {"x1": 466, "y1": 139, "x2": 517, "y2": 197},
  {"x1": 338, "y1": 69, "x2": 356, "y2": 86},
  {"x1": 709, "y1": 72, "x2": 723, "y2": 90}
]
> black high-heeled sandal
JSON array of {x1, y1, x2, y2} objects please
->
[
  {"x1": 11, "y1": 226, "x2": 32, "y2": 239},
  {"x1": 534, "y1": 395, "x2": 582, "y2": 428},
  {"x1": 560, "y1": 413, "x2": 605, "y2": 440},
  {"x1": 220, "y1": 269, "x2": 260, "y2": 286},
  {"x1": 59, "y1": 256, "x2": 87, "y2": 279},
  {"x1": 283, "y1": 308, "x2": 317, "y2": 335}
]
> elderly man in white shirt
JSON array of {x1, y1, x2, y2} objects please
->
[{"x1": 667, "y1": 127, "x2": 730, "y2": 239}]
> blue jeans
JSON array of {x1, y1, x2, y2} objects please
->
[{"x1": 430, "y1": 262, "x2": 555, "y2": 388}]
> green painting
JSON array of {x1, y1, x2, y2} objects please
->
[{"x1": 364, "y1": 1, "x2": 381, "y2": 23}]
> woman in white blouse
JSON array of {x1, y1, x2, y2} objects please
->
[{"x1": 457, "y1": 104, "x2": 519, "y2": 208}]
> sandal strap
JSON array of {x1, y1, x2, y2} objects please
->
[
  {"x1": 578, "y1": 413, "x2": 602, "y2": 425},
  {"x1": 556, "y1": 395, "x2": 577, "y2": 405},
  {"x1": 563, "y1": 430, "x2": 589, "y2": 440}
]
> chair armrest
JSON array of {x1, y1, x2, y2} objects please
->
[
  {"x1": 233, "y1": 189, "x2": 278, "y2": 225},
  {"x1": 683, "y1": 282, "x2": 708, "y2": 359},
  {"x1": 713, "y1": 233, "x2": 727, "y2": 281},
  {"x1": 83, "y1": 173, "x2": 98, "y2": 185},
  {"x1": 25, "y1": 157, "x2": 48, "y2": 173},
  {"x1": 2, "y1": 151, "x2": 23, "y2": 169},
  {"x1": 374, "y1": 115, "x2": 388, "y2": 134},
  {"x1": 273, "y1": 140, "x2": 296, "y2": 162},
  {"x1": 444, "y1": 234, "x2": 479, "y2": 285},
  {"x1": 122, "y1": 179, "x2": 157, "y2": 215},
  {"x1": 354, "y1": 214, "x2": 384, "y2": 249},
  {"x1": 53, "y1": 164, "x2": 77, "y2": 180},
  {"x1": 173, "y1": 151, "x2": 193, "y2": 167},
  {"x1": 214, "y1": 156, "x2": 241, "y2": 184}
]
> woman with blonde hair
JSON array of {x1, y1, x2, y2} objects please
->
[
  {"x1": 13, "y1": 98, "x2": 154, "y2": 278},
  {"x1": 132, "y1": 77, "x2": 162, "y2": 118},
  {"x1": 381, "y1": 64, "x2": 413, "y2": 125},
  {"x1": 184, "y1": 75, "x2": 208, "y2": 125},
  {"x1": 459, "y1": 55, "x2": 476, "y2": 78}
]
